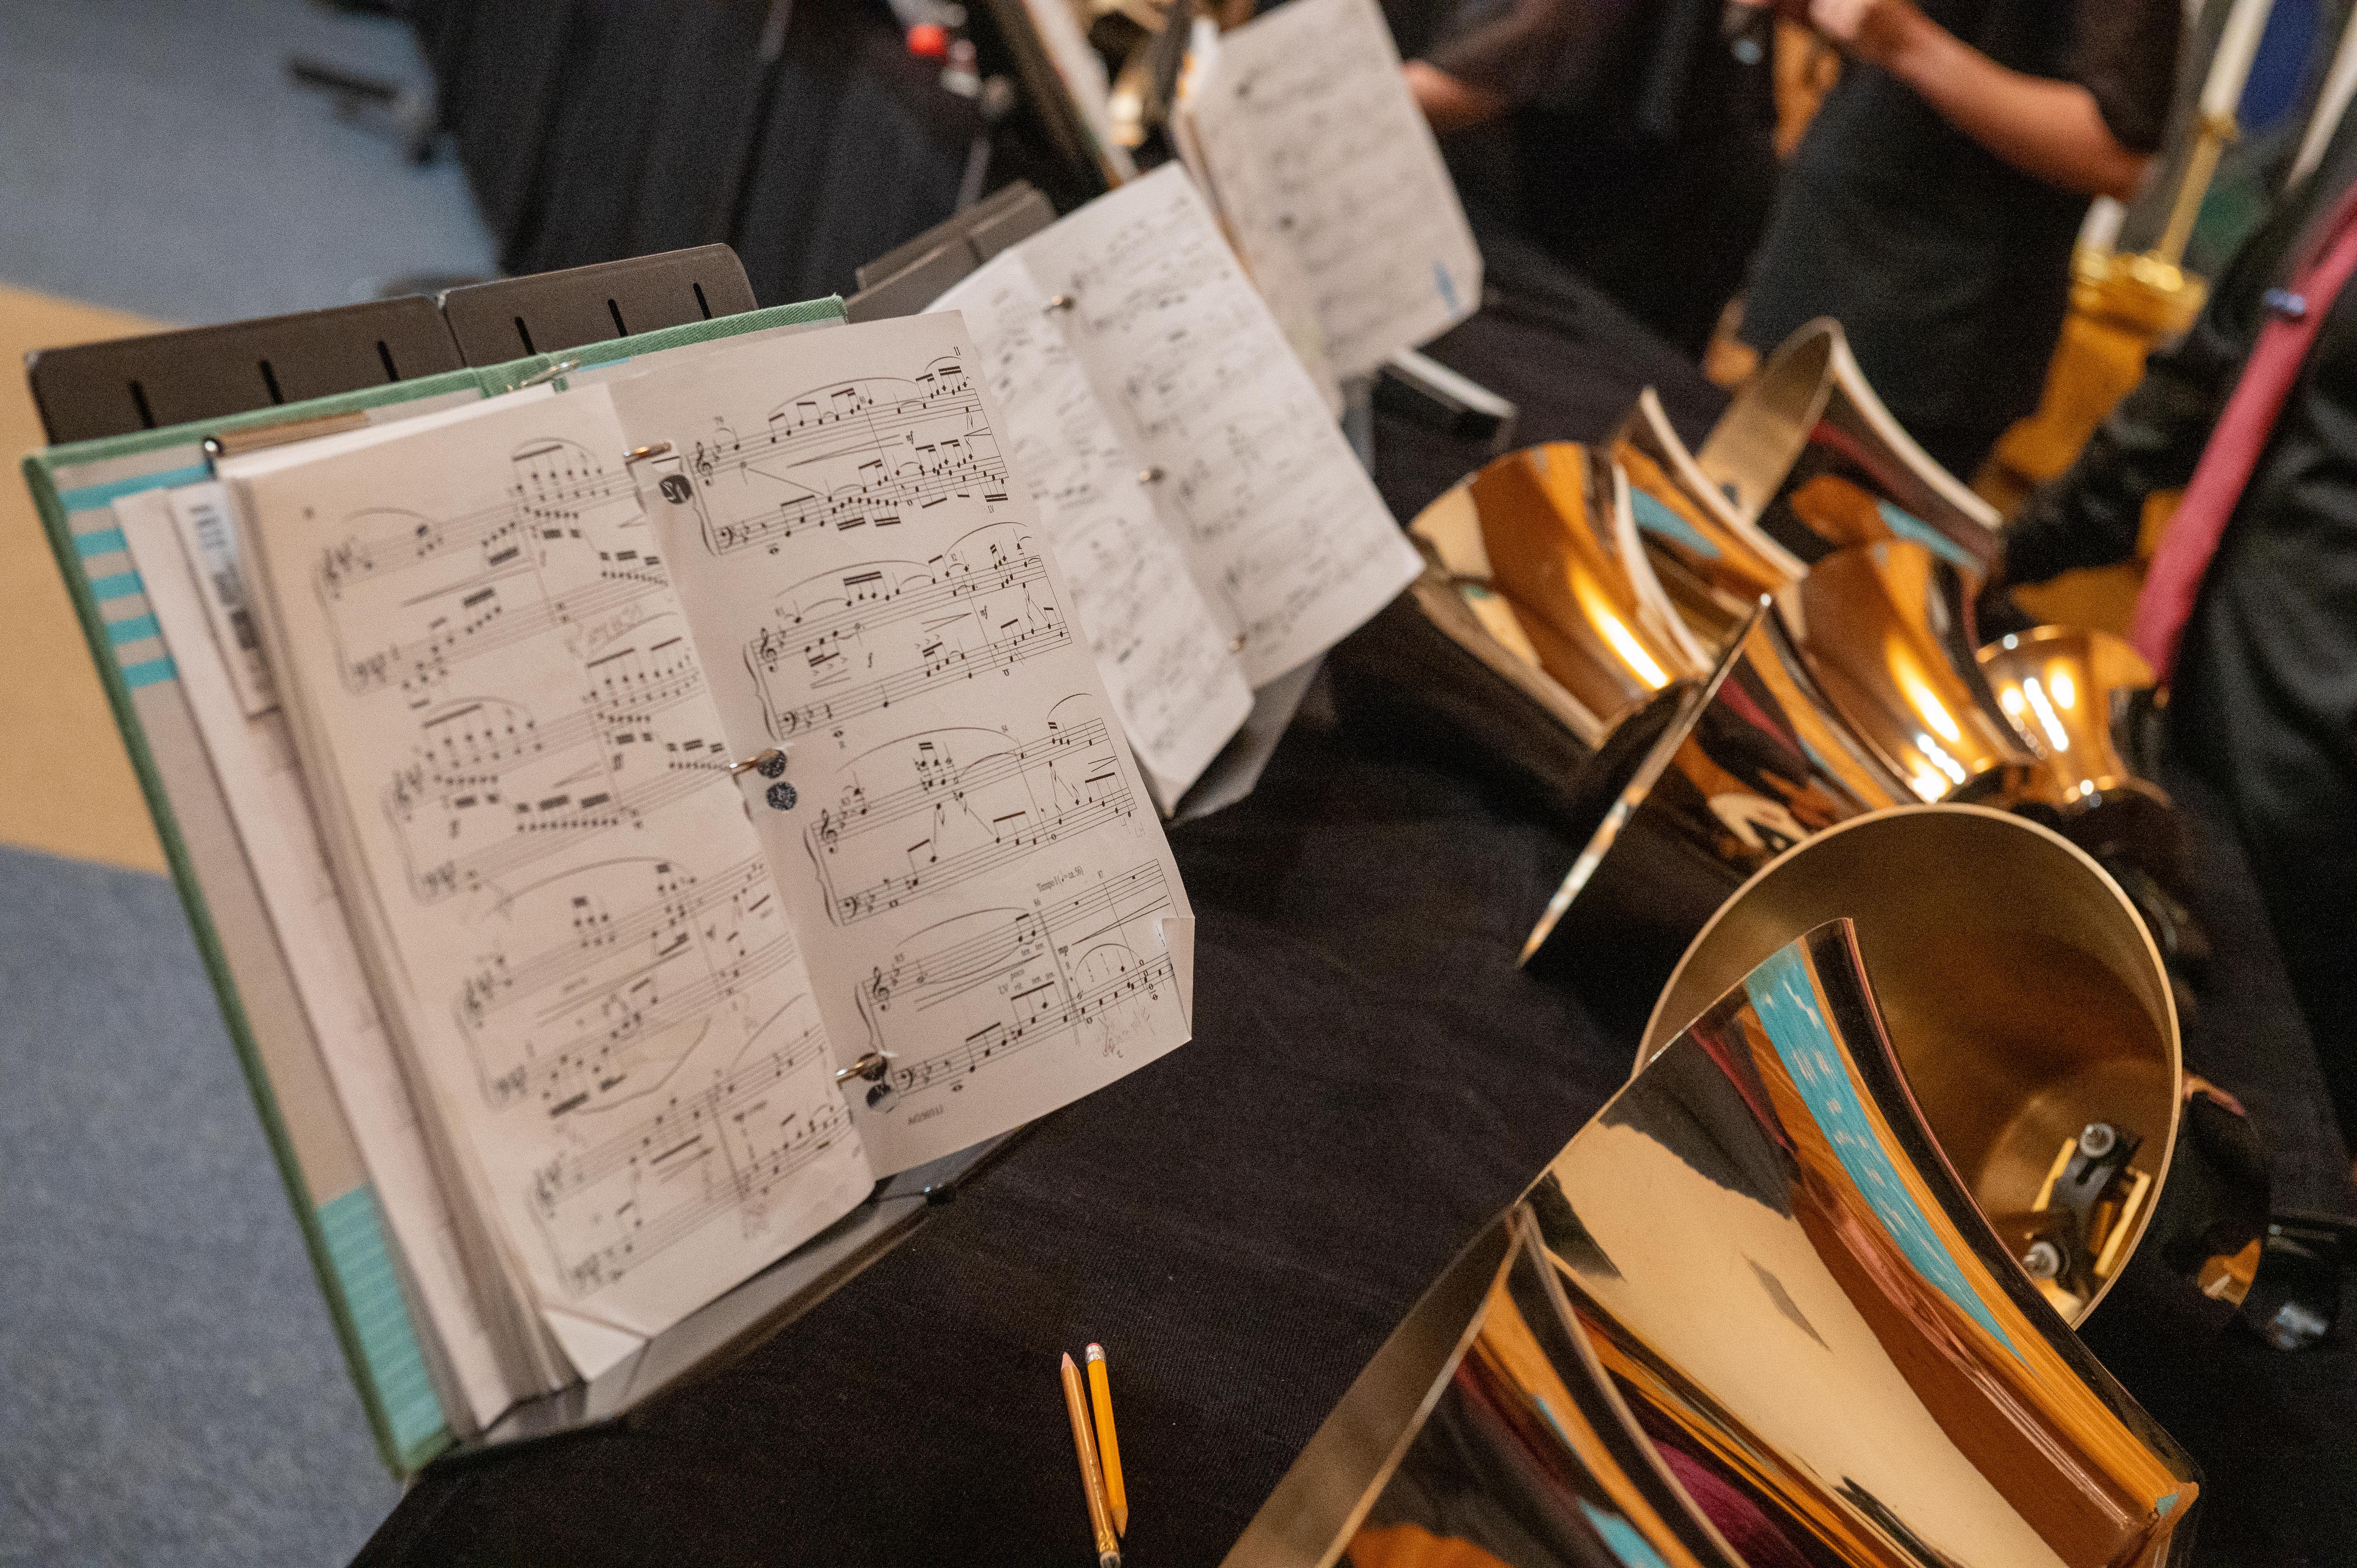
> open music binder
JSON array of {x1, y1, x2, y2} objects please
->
[{"x1": 18, "y1": 253, "x2": 1188, "y2": 1475}]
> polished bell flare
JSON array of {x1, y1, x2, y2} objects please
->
[
  {"x1": 1639, "y1": 806, "x2": 2183, "y2": 1326},
  {"x1": 1228, "y1": 923, "x2": 2198, "y2": 1568},
  {"x1": 1407, "y1": 442, "x2": 1715, "y2": 738},
  {"x1": 1780, "y1": 539, "x2": 2036, "y2": 803},
  {"x1": 1697, "y1": 319, "x2": 2004, "y2": 579},
  {"x1": 1614, "y1": 387, "x2": 1805, "y2": 618},
  {"x1": 1520, "y1": 601, "x2": 1910, "y2": 964},
  {"x1": 1979, "y1": 625, "x2": 2181, "y2": 873}
]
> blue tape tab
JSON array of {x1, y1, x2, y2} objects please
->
[
  {"x1": 74, "y1": 527, "x2": 128, "y2": 559},
  {"x1": 106, "y1": 613, "x2": 161, "y2": 647},
  {"x1": 88, "y1": 572, "x2": 143, "y2": 602},
  {"x1": 58, "y1": 462, "x2": 211, "y2": 515},
  {"x1": 317, "y1": 1185, "x2": 448, "y2": 1460},
  {"x1": 119, "y1": 657, "x2": 177, "y2": 689}
]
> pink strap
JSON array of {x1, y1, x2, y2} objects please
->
[{"x1": 2129, "y1": 186, "x2": 2357, "y2": 681}]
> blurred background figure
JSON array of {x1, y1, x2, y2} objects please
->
[
  {"x1": 1743, "y1": 0, "x2": 2182, "y2": 479},
  {"x1": 1991, "y1": 110, "x2": 2357, "y2": 1141},
  {"x1": 1403, "y1": 0, "x2": 1783, "y2": 357}
]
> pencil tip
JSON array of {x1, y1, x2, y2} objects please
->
[
  {"x1": 1062, "y1": 1351, "x2": 1076, "y2": 1368},
  {"x1": 1114, "y1": 1504, "x2": 1129, "y2": 1537}
]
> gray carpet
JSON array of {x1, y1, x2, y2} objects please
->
[
  {"x1": 0, "y1": 846, "x2": 399, "y2": 1566},
  {"x1": 0, "y1": 0, "x2": 494, "y2": 327}
]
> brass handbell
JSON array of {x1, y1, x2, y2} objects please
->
[
  {"x1": 1979, "y1": 626, "x2": 2181, "y2": 875},
  {"x1": 1520, "y1": 600, "x2": 1911, "y2": 964},
  {"x1": 1640, "y1": 806, "x2": 2182, "y2": 1326},
  {"x1": 1230, "y1": 923, "x2": 2199, "y2": 1568},
  {"x1": 1407, "y1": 441, "x2": 1715, "y2": 740},
  {"x1": 1708, "y1": 318, "x2": 2004, "y2": 579},
  {"x1": 1613, "y1": 388, "x2": 1804, "y2": 635},
  {"x1": 1779, "y1": 540, "x2": 2037, "y2": 805}
]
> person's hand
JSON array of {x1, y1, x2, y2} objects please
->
[
  {"x1": 1793, "y1": 0, "x2": 1929, "y2": 69},
  {"x1": 1404, "y1": 60, "x2": 1509, "y2": 134}
]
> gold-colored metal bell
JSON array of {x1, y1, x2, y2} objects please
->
[
  {"x1": 1408, "y1": 442, "x2": 1714, "y2": 739},
  {"x1": 1779, "y1": 540, "x2": 2037, "y2": 804},
  {"x1": 1640, "y1": 806, "x2": 2182, "y2": 1326},
  {"x1": 1230, "y1": 922, "x2": 2198, "y2": 1568},
  {"x1": 1979, "y1": 625, "x2": 2180, "y2": 874}
]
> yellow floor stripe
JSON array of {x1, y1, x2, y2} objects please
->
[{"x1": 3, "y1": 283, "x2": 170, "y2": 874}]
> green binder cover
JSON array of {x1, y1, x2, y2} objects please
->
[{"x1": 19, "y1": 295, "x2": 848, "y2": 1476}]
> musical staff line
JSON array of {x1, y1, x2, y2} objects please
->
[
  {"x1": 683, "y1": 353, "x2": 1011, "y2": 557},
  {"x1": 806, "y1": 704, "x2": 1134, "y2": 925}
]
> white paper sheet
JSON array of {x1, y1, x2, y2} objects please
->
[
  {"x1": 1188, "y1": 0, "x2": 1483, "y2": 382},
  {"x1": 117, "y1": 491, "x2": 517, "y2": 1429},
  {"x1": 226, "y1": 388, "x2": 875, "y2": 1363},
  {"x1": 1015, "y1": 167, "x2": 1420, "y2": 686},
  {"x1": 608, "y1": 314, "x2": 1196, "y2": 1175},
  {"x1": 932, "y1": 245, "x2": 1254, "y2": 808}
]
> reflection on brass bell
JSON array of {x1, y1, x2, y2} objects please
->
[
  {"x1": 1698, "y1": 318, "x2": 2003, "y2": 579},
  {"x1": 1978, "y1": 624, "x2": 2182, "y2": 877},
  {"x1": 1520, "y1": 600, "x2": 1911, "y2": 964},
  {"x1": 1638, "y1": 805, "x2": 2181, "y2": 1326},
  {"x1": 1779, "y1": 540, "x2": 2037, "y2": 805},
  {"x1": 1407, "y1": 442, "x2": 1715, "y2": 740},
  {"x1": 1228, "y1": 923, "x2": 2200, "y2": 1568}
]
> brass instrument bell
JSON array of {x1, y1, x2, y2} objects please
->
[
  {"x1": 1230, "y1": 923, "x2": 2199, "y2": 1567},
  {"x1": 1779, "y1": 540, "x2": 2037, "y2": 805},
  {"x1": 1613, "y1": 388, "x2": 1805, "y2": 609},
  {"x1": 1520, "y1": 601, "x2": 1911, "y2": 964},
  {"x1": 1979, "y1": 626, "x2": 2181, "y2": 876},
  {"x1": 1703, "y1": 319, "x2": 2004, "y2": 579},
  {"x1": 1407, "y1": 442, "x2": 1714, "y2": 739},
  {"x1": 1640, "y1": 806, "x2": 2182, "y2": 1326}
]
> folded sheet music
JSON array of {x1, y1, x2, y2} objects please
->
[
  {"x1": 929, "y1": 165, "x2": 1421, "y2": 807},
  {"x1": 1180, "y1": 0, "x2": 1483, "y2": 385},
  {"x1": 215, "y1": 315, "x2": 1196, "y2": 1389}
]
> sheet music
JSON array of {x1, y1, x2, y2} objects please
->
[
  {"x1": 116, "y1": 492, "x2": 515, "y2": 1429},
  {"x1": 609, "y1": 314, "x2": 1195, "y2": 1176},
  {"x1": 226, "y1": 389, "x2": 874, "y2": 1371},
  {"x1": 1008, "y1": 166, "x2": 1420, "y2": 687},
  {"x1": 931, "y1": 248, "x2": 1254, "y2": 808},
  {"x1": 1188, "y1": 0, "x2": 1482, "y2": 383}
]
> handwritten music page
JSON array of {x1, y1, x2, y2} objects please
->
[
  {"x1": 940, "y1": 166, "x2": 1421, "y2": 695},
  {"x1": 606, "y1": 313, "x2": 1196, "y2": 1176},
  {"x1": 930, "y1": 242, "x2": 1254, "y2": 809},
  {"x1": 224, "y1": 388, "x2": 875, "y2": 1377},
  {"x1": 1187, "y1": 0, "x2": 1482, "y2": 383}
]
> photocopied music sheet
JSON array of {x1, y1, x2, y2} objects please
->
[
  {"x1": 224, "y1": 389, "x2": 876, "y2": 1378},
  {"x1": 1186, "y1": 0, "x2": 1482, "y2": 383},
  {"x1": 935, "y1": 166, "x2": 1419, "y2": 710},
  {"x1": 113, "y1": 486, "x2": 516, "y2": 1429},
  {"x1": 607, "y1": 313, "x2": 1197, "y2": 1176},
  {"x1": 929, "y1": 208, "x2": 1254, "y2": 809}
]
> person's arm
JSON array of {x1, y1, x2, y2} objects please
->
[
  {"x1": 1406, "y1": 58, "x2": 1512, "y2": 132},
  {"x1": 1796, "y1": 0, "x2": 2150, "y2": 200},
  {"x1": 1996, "y1": 184, "x2": 2315, "y2": 587}
]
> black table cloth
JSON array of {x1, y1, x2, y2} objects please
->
[{"x1": 357, "y1": 233, "x2": 2356, "y2": 1568}]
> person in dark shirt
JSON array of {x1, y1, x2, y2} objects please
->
[
  {"x1": 1992, "y1": 134, "x2": 2357, "y2": 1138},
  {"x1": 1743, "y1": 0, "x2": 2181, "y2": 479},
  {"x1": 1405, "y1": 0, "x2": 1782, "y2": 357}
]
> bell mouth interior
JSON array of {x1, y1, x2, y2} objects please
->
[
  {"x1": 1636, "y1": 805, "x2": 2180, "y2": 1324},
  {"x1": 1694, "y1": 323, "x2": 1836, "y2": 521}
]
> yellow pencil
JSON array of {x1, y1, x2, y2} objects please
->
[
  {"x1": 1085, "y1": 1343, "x2": 1128, "y2": 1536},
  {"x1": 1060, "y1": 1352, "x2": 1121, "y2": 1568}
]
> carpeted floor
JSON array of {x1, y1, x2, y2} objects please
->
[
  {"x1": 0, "y1": 846, "x2": 398, "y2": 1567},
  {"x1": 1, "y1": 2, "x2": 503, "y2": 1561},
  {"x1": 0, "y1": 0, "x2": 493, "y2": 327}
]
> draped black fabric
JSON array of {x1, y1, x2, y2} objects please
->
[{"x1": 357, "y1": 234, "x2": 2355, "y2": 1568}]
